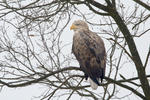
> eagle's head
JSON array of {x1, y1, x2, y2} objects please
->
[{"x1": 70, "y1": 20, "x2": 89, "y2": 31}]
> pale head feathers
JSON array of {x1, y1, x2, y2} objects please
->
[{"x1": 70, "y1": 20, "x2": 89, "y2": 31}]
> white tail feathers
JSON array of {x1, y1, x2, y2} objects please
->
[{"x1": 88, "y1": 78, "x2": 98, "y2": 90}]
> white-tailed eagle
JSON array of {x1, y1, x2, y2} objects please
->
[{"x1": 70, "y1": 20, "x2": 106, "y2": 90}]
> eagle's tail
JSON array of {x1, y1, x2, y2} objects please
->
[{"x1": 88, "y1": 78, "x2": 98, "y2": 90}]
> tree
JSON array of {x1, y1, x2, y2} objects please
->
[{"x1": 0, "y1": 0, "x2": 150, "y2": 100}]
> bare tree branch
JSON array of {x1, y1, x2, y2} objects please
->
[{"x1": 132, "y1": 0, "x2": 150, "y2": 11}]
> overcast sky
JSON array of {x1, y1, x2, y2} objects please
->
[{"x1": 0, "y1": 0, "x2": 150, "y2": 100}]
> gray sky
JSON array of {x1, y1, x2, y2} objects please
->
[{"x1": 0, "y1": 0, "x2": 150, "y2": 100}]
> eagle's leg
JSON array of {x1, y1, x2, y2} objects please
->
[
  {"x1": 84, "y1": 73, "x2": 88, "y2": 80},
  {"x1": 100, "y1": 68, "x2": 104, "y2": 83}
]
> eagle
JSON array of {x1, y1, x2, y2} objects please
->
[{"x1": 70, "y1": 20, "x2": 106, "y2": 90}]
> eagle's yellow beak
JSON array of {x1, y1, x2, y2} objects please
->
[{"x1": 70, "y1": 24, "x2": 76, "y2": 30}]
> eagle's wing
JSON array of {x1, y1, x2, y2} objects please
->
[
  {"x1": 82, "y1": 30, "x2": 106, "y2": 67},
  {"x1": 81, "y1": 30, "x2": 106, "y2": 82},
  {"x1": 72, "y1": 30, "x2": 106, "y2": 85}
]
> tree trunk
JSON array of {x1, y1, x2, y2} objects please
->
[{"x1": 110, "y1": 9, "x2": 150, "y2": 100}]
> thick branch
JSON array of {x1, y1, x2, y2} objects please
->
[
  {"x1": 86, "y1": 0, "x2": 109, "y2": 12},
  {"x1": 105, "y1": 77, "x2": 146, "y2": 99},
  {"x1": 132, "y1": 0, "x2": 150, "y2": 11},
  {"x1": 109, "y1": 8, "x2": 150, "y2": 100},
  {"x1": 86, "y1": 3, "x2": 109, "y2": 16},
  {"x1": 0, "y1": 66, "x2": 81, "y2": 87}
]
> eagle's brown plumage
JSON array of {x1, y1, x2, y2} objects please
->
[{"x1": 70, "y1": 20, "x2": 106, "y2": 89}]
